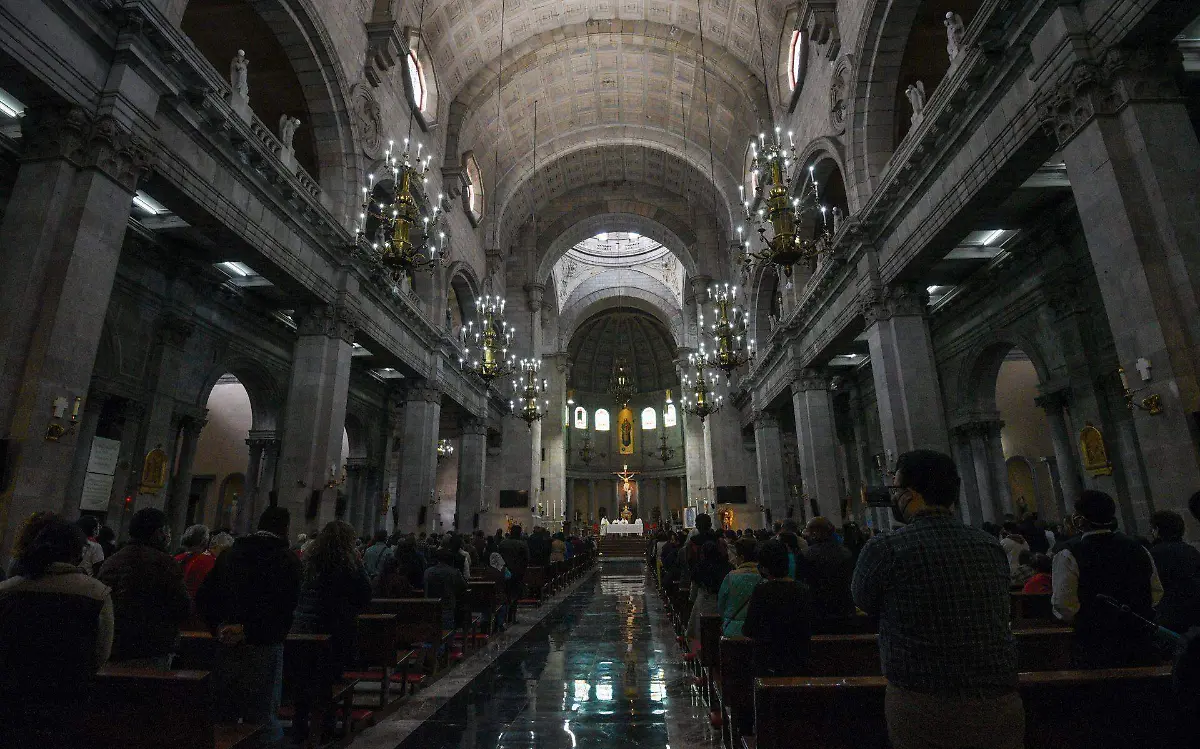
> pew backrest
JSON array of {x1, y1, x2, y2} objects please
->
[
  {"x1": 368, "y1": 598, "x2": 445, "y2": 644},
  {"x1": 753, "y1": 666, "x2": 1176, "y2": 749},
  {"x1": 89, "y1": 668, "x2": 215, "y2": 749}
]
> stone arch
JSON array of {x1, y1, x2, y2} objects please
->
[
  {"x1": 497, "y1": 137, "x2": 740, "y2": 243},
  {"x1": 844, "y1": 0, "x2": 924, "y2": 208},
  {"x1": 195, "y1": 356, "x2": 285, "y2": 432},
  {"x1": 535, "y1": 213, "x2": 697, "y2": 287},
  {"x1": 954, "y1": 331, "x2": 1052, "y2": 418},
  {"x1": 342, "y1": 409, "x2": 370, "y2": 461},
  {"x1": 180, "y1": 0, "x2": 362, "y2": 221},
  {"x1": 748, "y1": 262, "x2": 782, "y2": 347},
  {"x1": 794, "y1": 136, "x2": 856, "y2": 215},
  {"x1": 559, "y1": 280, "x2": 686, "y2": 351},
  {"x1": 445, "y1": 261, "x2": 479, "y2": 336}
]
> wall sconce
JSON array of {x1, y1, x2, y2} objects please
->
[
  {"x1": 45, "y1": 395, "x2": 83, "y2": 442},
  {"x1": 1118, "y1": 366, "x2": 1162, "y2": 415}
]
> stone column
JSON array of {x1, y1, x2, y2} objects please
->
[
  {"x1": 986, "y1": 421, "x2": 1012, "y2": 517},
  {"x1": 168, "y1": 416, "x2": 206, "y2": 535},
  {"x1": 242, "y1": 430, "x2": 278, "y2": 531},
  {"x1": 752, "y1": 410, "x2": 788, "y2": 523},
  {"x1": 395, "y1": 382, "x2": 441, "y2": 531},
  {"x1": 457, "y1": 417, "x2": 488, "y2": 530},
  {"x1": 381, "y1": 392, "x2": 404, "y2": 535},
  {"x1": 344, "y1": 460, "x2": 368, "y2": 531},
  {"x1": 587, "y1": 479, "x2": 596, "y2": 523},
  {"x1": 658, "y1": 478, "x2": 668, "y2": 527},
  {"x1": 1034, "y1": 390, "x2": 1083, "y2": 514},
  {"x1": 859, "y1": 274, "x2": 950, "y2": 463},
  {"x1": 966, "y1": 423, "x2": 999, "y2": 524},
  {"x1": 951, "y1": 425, "x2": 985, "y2": 526},
  {"x1": 1039, "y1": 457, "x2": 1068, "y2": 521},
  {"x1": 542, "y1": 353, "x2": 569, "y2": 523},
  {"x1": 0, "y1": 108, "x2": 153, "y2": 560},
  {"x1": 109, "y1": 400, "x2": 146, "y2": 539},
  {"x1": 1043, "y1": 44, "x2": 1200, "y2": 535},
  {"x1": 791, "y1": 370, "x2": 842, "y2": 519},
  {"x1": 276, "y1": 303, "x2": 356, "y2": 531}
]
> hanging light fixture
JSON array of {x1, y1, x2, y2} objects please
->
[
  {"x1": 646, "y1": 429, "x2": 676, "y2": 463},
  {"x1": 355, "y1": 0, "x2": 445, "y2": 284},
  {"x1": 459, "y1": 294, "x2": 516, "y2": 385},
  {"x1": 607, "y1": 287, "x2": 637, "y2": 407},
  {"x1": 680, "y1": 350, "x2": 724, "y2": 421},
  {"x1": 736, "y1": 0, "x2": 833, "y2": 287},
  {"x1": 701, "y1": 281, "x2": 755, "y2": 379},
  {"x1": 510, "y1": 357, "x2": 549, "y2": 428},
  {"x1": 691, "y1": 0, "x2": 753, "y2": 381},
  {"x1": 436, "y1": 439, "x2": 455, "y2": 461},
  {"x1": 578, "y1": 435, "x2": 599, "y2": 465}
]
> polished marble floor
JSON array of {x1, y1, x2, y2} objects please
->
[{"x1": 384, "y1": 561, "x2": 715, "y2": 749}]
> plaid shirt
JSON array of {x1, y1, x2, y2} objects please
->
[{"x1": 852, "y1": 511, "x2": 1017, "y2": 694}]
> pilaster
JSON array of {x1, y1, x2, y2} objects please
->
[
  {"x1": 791, "y1": 369, "x2": 842, "y2": 519},
  {"x1": 395, "y1": 381, "x2": 442, "y2": 531},
  {"x1": 752, "y1": 410, "x2": 788, "y2": 524}
]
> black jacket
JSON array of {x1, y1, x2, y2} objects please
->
[
  {"x1": 292, "y1": 564, "x2": 372, "y2": 670},
  {"x1": 98, "y1": 541, "x2": 190, "y2": 660},
  {"x1": 197, "y1": 532, "x2": 302, "y2": 645},
  {"x1": 801, "y1": 540, "x2": 856, "y2": 619}
]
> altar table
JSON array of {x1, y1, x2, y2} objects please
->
[{"x1": 601, "y1": 521, "x2": 644, "y2": 536}]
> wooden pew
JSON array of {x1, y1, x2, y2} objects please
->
[
  {"x1": 1012, "y1": 591, "x2": 1062, "y2": 626},
  {"x1": 175, "y1": 631, "x2": 358, "y2": 741},
  {"x1": 753, "y1": 666, "x2": 1176, "y2": 749},
  {"x1": 367, "y1": 598, "x2": 454, "y2": 673},
  {"x1": 519, "y1": 565, "x2": 548, "y2": 605},
  {"x1": 87, "y1": 667, "x2": 261, "y2": 749},
  {"x1": 719, "y1": 636, "x2": 756, "y2": 745},
  {"x1": 699, "y1": 613, "x2": 723, "y2": 707},
  {"x1": 343, "y1": 612, "x2": 412, "y2": 708},
  {"x1": 467, "y1": 579, "x2": 501, "y2": 635}
]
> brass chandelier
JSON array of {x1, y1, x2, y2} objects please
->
[
  {"x1": 459, "y1": 294, "x2": 516, "y2": 386},
  {"x1": 739, "y1": 134, "x2": 831, "y2": 286},
  {"x1": 701, "y1": 281, "x2": 755, "y2": 379},
  {"x1": 737, "y1": 0, "x2": 833, "y2": 287},
  {"x1": 436, "y1": 438, "x2": 455, "y2": 461},
  {"x1": 680, "y1": 351, "x2": 723, "y2": 421},
  {"x1": 608, "y1": 355, "x2": 637, "y2": 408},
  {"x1": 357, "y1": 139, "x2": 446, "y2": 283},
  {"x1": 511, "y1": 357, "x2": 549, "y2": 428}
]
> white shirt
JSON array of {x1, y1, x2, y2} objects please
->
[
  {"x1": 80, "y1": 539, "x2": 105, "y2": 576},
  {"x1": 1051, "y1": 530, "x2": 1164, "y2": 622},
  {"x1": 999, "y1": 536, "x2": 1029, "y2": 573}
]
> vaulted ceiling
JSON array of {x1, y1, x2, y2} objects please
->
[
  {"x1": 417, "y1": 1, "x2": 791, "y2": 240},
  {"x1": 568, "y1": 309, "x2": 679, "y2": 392}
]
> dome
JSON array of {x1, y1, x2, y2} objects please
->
[{"x1": 567, "y1": 310, "x2": 678, "y2": 393}]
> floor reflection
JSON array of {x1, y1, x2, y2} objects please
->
[{"x1": 393, "y1": 562, "x2": 674, "y2": 749}]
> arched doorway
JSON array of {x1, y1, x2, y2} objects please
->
[
  {"x1": 994, "y1": 349, "x2": 1056, "y2": 520},
  {"x1": 192, "y1": 374, "x2": 252, "y2": 530}
]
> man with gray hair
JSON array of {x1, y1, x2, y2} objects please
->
[{"x1": 174, "y1": 524, "x2": 216, "y2": 600}]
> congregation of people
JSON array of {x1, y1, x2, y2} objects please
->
[
  {"x1": 0, "y1": 504, "x2": 593, "y2": 748},
  {"x1": 653, "y1": 449, "x2": 1200, "y2": 748}
]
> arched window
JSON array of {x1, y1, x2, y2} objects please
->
[
  {"x1": 663, "y1": 404, "x2": 678, "y2": 428},
  {"x1": 407, "y1": 51, "x2": 426, "y2": 112},
  {"x1": 594, "y1": 408, "x2": 611, "y2": 432},
  {"x1": 788, "y1": 30, "x2": 804, "y2": 91},
  {"x1": 574, "y1": 406, "x2": 587, "y2": 430},
  {"x1": 404, "y1": 33, "x2": 438, "y2": 128},
  {"x1": 463, "y1": 152, "x2": 484, "y2": 225},
  {"x1": 641, "y1": 407, "x2": 657, "y2": 430}
]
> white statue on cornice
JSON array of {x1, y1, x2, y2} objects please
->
[
  {"x1": 230, "y1": 50, "x2": 249, "y2": 100},
  {"x1": 831, "y1": 206, "x2": 843, "y2": 233},
  {"x1": 905, "y1": 81, "x2": 926, "y2": 126},
  {"x1": 278, "y1": 114, "x2": 301, "y2": 151},
  {"x1": 945, "y1": 12, "x2": 966, "y2": 64}
]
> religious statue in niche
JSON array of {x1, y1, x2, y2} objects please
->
[
  {"x1": 139, "y1": 447, "x2": 169, "y2": 494},
  {"x1": 719, "y1": 507, "x2": 734, "y2": 531},
  {"x1": 617, "y1": 407, "x2": 634, "y2": 455},
  {"x1": 1079, "y1": 422, "x2": 1113, "y2": 476}
]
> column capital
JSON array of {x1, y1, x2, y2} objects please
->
[
  {"x1": 176, "y1": 414, "x2": 208, "y2": 439},
  {"x1": 689, "y1": 275, "x2": 713, "y2": 306},
  {"x1": 295, "y1": 304, "x2": 357, "y2": 343},
  {"x1": 404, "y1": 381, "x2": 442, "y2": 404},
  {"x1": 751, "y1": 409, "x2": 778, "y2": 430},
  {"x1": 859, "y1": 282, "x2": 928, "y2": 325},
  {"x1": 524, "y1": 282, "x2": 545, "y2": 312},
  {"x1": 1034, "y1": 388, "x2": 1071, "y2": 411},
  {"x1": 460, "y1": 415, "x2": 489, "y2": 436},
  {"x1": 1039, "y1": 45, "x2": 1182, "y2": 148},
  {"x1": 21, "y1": 106, "x2": 155, "y2": 191},
  {"x1": 792, "y1": 368, "x2": 829, "y2": 393}
]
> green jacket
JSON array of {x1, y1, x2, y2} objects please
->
[{"x1": 718, "y1": 562, "x2": 762, "y2": 636}]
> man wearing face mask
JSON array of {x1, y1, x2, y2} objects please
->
[
  {"x1": 852, "y1": 450, "x2": 1021, "y2": 749},
  {"x1": 1050, "y1": 490, "x2": 1163, "y2": 668}
]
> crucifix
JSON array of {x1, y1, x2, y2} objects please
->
[{"x1": 613, "y1": 463, "x2": 639, "y2": 518}]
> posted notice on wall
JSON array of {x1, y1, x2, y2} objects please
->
[{"x1": 79, "y1": 436, "x2": 121, "y2": 512}]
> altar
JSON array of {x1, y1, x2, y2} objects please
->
[{"x1": 600, "y1": 520, "x2": 644, "y2": 536}]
